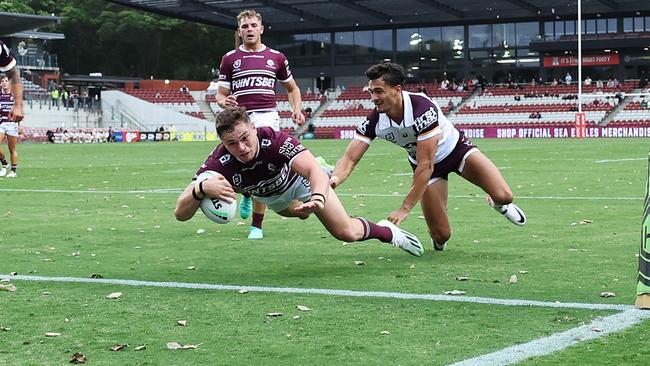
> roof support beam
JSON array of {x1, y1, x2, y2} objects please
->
[
  {"x1": 594, "y1": 0, "x2": 619, "y2": 9},
  {"x1": 261, "y1": 0, "x2": 329, "y2": 26},
  {"x1": 502, "y1": 0, "x2": 541, "y2": 14},
  {"x1": 414, "y1": 0, "x2": 464, "y2": 18},
  {"x1": 329, "y1": 0, "x2": 394, "y2": 22},
  {"x1": 181, "y1": 0, "x2": 238, "y2": 23}
]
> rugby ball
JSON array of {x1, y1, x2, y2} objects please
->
[{"x1": 196, "y1": 170, "x2": 237, "y2": 224}]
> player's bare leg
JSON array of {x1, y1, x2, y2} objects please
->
[
  {"x1": 6, "y1": 135, "x2": 18, "y2": 177},
  {"x1": 247, "y1": 199, "x2": 266, "y2": 239},
  {"x1": 460, "y1": 151, "x2": 526, "y2": 226},
  {"x1": 420, "y1": 179, "x2": 451, "y2": 251},
  {"x1": 0, "y1": 132, "x2": 8, "y2": 177}
]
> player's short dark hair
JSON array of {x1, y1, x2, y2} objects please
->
[
  {"x1": 365, "y1": 62, "x2": 406, "y2": 87},
  {"x1": 215, "y1": 107, "x2": 252, "y2": 137}
]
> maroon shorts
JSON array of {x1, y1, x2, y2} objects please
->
[{"x1": 410, "y1": 131, "x2": 478, "y2": 182}]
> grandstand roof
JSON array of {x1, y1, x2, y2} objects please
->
[
  {"x1": 0, "y1": 12, "x2": 60, "y2": 36},
  {"x1": 106, "y1": 0, "x2": 650, "y2": 33}
]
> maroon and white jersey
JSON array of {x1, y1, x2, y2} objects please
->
[
  {"x1": 218, "y1": 45, "x2": 292, "y2": 113},
  {"x1": 0, "y1": 92, "x2": 13, "y2": 123},
  {"x1": 195, "y1": 127, "x2": 306, "y2": 197},
  {"x1": 355, "y1": 91, "x2": 459, "y2": 166},
  {"x1": 0, "y1": 41, "x2": 16, "y2": 72}
]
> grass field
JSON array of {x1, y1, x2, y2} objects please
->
[{"x1": 1, "y1": 138, "x2": 648, "y2": 365}]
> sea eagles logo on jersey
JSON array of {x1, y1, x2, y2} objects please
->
[
  {"x1": 233, "y1": 59, "x2": 241, "y2": 69},
  {"x1": 414, "y1": 106, "x2": 439, "y2": 132},
  {"x1": 267, "y1": 163, "x2": 276, "y2": 171},
  {"x1": 386, "y1": 132, "x2": 395, "y2": 141},
  {"x1": 219, "y1": 154, "x2": 232, "y2": 165},
  {"x1": 261, "y1": 139, "x2": 272, "y2": 148},
  {"x1": 266, "y1": 59, "x2": 275, "y2": 68},
  {"x1": 232, "y1": 173, "x2": 242, "y2": 186},
  {"x1": 358, "y1": 119, "x2": 370, "y2": 134}
]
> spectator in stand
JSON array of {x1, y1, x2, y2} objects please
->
[
  {"x1": 551, "y1": 78, "x2": 559, "y2": 86},
  {"x1": 584, "y1": 76, "x2": 592, "y2": 86},
  {"x1": 305, "y1": 87, "x2": 312, "y2": 95},
  {"x1": 46, "y1": 129, "x2": 55, "y2": 143},
  {"x1": 304, "y1": 107, "x2": 312, "y2": 119},
  {"x1": 418, "y1": 84, "x2": 428, "y2": 96},
  {"x1": 154, "y1": 91, "x2": 162, "y2": 99},
  {"x1": 514, "y1": 93, "x2": 521, "y2": 101},
  {"x1": 62, "y1": 89, "x2": 69, "y2": 108},
  {"x1": 641, "y1": 98, "x2": 648, "y2": 109},
  {"x1": 51, "y1": 87, "x2": 59, "y2": 107},
  {"x1": 179, "y1": 84, "x2": 189, "y2": 93},
  {"x1": 596, "y1": 79, "x2": 604, "y2": 89},
  {"x1": 565, "y1": 73, "x2": 572, "y2": 85},
  {"x1": 107, "y1": 126, "x2": 115, "y2": 142}
]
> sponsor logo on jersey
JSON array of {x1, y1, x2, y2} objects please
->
[
  {"x1": 231, "y1": 76, "x2": 276, "y2": 89},
  {"x1": 266, "y1": 59, "x2": 275, "y2": 68},
  {"x1": 261, "y1": 138, "x2": 272, "y2": 147},
  {"x1": 279, "y1": 137, "x2": 303, "y2": 158},
  {"x1": 233, "y1": 59, "x2": 241, "y2": 68},
  {"x1": 386, "y1": 132, "x2": 395, "y2": 141},
  {"x1": 268, "y1": 163, "x2": 276, "y2": 171},
  {"x1": 219, "y1": 154, "x2": 232, "y2": 164},
  {"x1": 232, "y1": 173, "x2": 242, "y2": 186},
  {"x1": 414, "y1": 106, "x2": 439, "y2": 132}
]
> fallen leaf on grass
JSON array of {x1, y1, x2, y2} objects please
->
[
  {"x1": 45, "y1": 332, "x2": 61, "y2": 337},
  {"x1": 266, "y1": 312, "x2": 283, "y2": 317},
  {"x1": 579, "y1": 219, "x2": 593, "y2": 224},
  {"x1": 592, "y1": 327, "x2": 603, "y2": 332},
  {"x1": 296, "y1": 305, "x2": 311, "y2": 311},
  {"x1": 177, "y1": 320, "x2": 187, "y2": 326},
  {"x1": 238, "y1": 289, "x2": 249, "y2": 294},
  {"x1": 380, "y1": 331, "x2": 390, "y2": 335},
  {"x1": 88, "y1": 273, "x2": 103, "y2": 279},
  {"x1": 509, "y1": 275, "x2": 518, "y2": 284},
  {"x1": 292, "y1": 315, "x2": 301, "y2": 320},
  {"x1": 353, "y1": 260, "x2": 366, "y2": 266},
  {"x1": 69, "y1": 352, "x2": 87, "y2": 363},
  {"x1": 106, "y1": 292, "x2": 122, "y2": 299},
  {"x1": 134, "y1": 345, "x2": 146, "y2": 351},
  {"x1": 0, "y1": 284, "x2": 17, "y2": 292},
  {"x1": 518, "y1": 270, "x2": 529, "y2": 274},
  {"x1": 166, "y1": 342, "x2": 202, "y2": 350},
  {"x1": 196, "y1": 229, "x2": 206, "y2": 235},
  {"x1": 186, "y1": 266, "x2": 196, "y2": 270},
  {"x1": 455, "y1": 276, "x2": 469, "y2": 281},
  {"x1": 443, "y1": 290, "x2": 466, "y2": 295},
  {"x1": 110, "y1": 344, "x2": 128, "y2": 351},
  {"x1": 600, "y1": 292, "x2": 616, "y2": 298},
  {"x1": 1, "y1": 327, "x2": 10, "y2": 331},
  {"x1": 9, "y1": 272, "x2": 17, "y2": 276}
]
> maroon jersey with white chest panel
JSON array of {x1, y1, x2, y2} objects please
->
[
  {"x1": 195, "y1": 127, "x2": 306, "y2": 197},
  {"x1": 0, "y1": 41, "x2": 17, "y2": 72},
  {"x1": 218, "y1": 45, "x2": 292, "y2": 113},
  {"x1": 0, "y1": 92, "x2": 13, "y2": 123}
]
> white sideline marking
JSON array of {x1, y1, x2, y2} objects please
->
[
  {"x1": 0, "y1": 274, "x2": 635, "y2": 312},
  {"x1": 596, "y1": 157, "x2": 647, "y2": 163},
  {"x1": 449, "y1": 310, "x2": 650, "y2": 366},
  {"x1": 0, "y1": 188, "x2": 643, "y2": 201}
]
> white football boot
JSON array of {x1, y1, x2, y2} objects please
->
[
  {"x1": 486, "y1": 195, "x2": 526, "y2": 226},
  {"x1": 377, "y1": 220, "x2": 424, "y2": 257},
  {"x1": 0, "y1": 165, "x2": 7, "y2": 177},
  {"x1": 6, "y1": 171, "x2": 16, "y2": 178}
]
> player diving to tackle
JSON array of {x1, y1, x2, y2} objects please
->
[
  {"x1": 330, "y1": 62, "x2": 526, "y2": 251},
  {"x1": 175, "y1": 107, "x2": 424, "y2": 257}
]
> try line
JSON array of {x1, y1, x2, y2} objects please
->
[{"x1": 0, "y1": 188, "x2": 643, "y2": 201}]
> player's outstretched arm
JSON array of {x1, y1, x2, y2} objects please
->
[
  {"x1": 291, "y1": 150, "x2": 329, "y2": 214},
  {"x1": 282, "y1": 79, "x2": 304, "y2": 126},
  {"x1": 216, "y1": 86, "x2": 237, "y2": 109},
  {"x1": 175, "y1": 182, "x2": 202, "y2": 221},
  {"x1": 330, "y1": 139, "x2": 369, "y2": 189},
  {"x1": 6, "y1": 66, "x2": 23, "y2": 122},
  {"x1": 388, "y1": 135, "x2": 439, "y2": 225}
]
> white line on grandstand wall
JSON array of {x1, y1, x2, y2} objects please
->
[
  {"x1": 0, "y1": 274, "x2": 636, "y2": 312},
  {"x1": 0, "y1": 188, "x2": 642, "y2": 201},
  {"x1": 449, "y1": 309, "x2": 650, "y2": 366}
]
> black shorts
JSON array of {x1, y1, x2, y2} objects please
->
[{"x1": 410, "y1": 131, "x2": 478, "y2": 182}]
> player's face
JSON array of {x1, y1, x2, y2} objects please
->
[
  {"x1": 221, "y1": 121, "x2": 258, "y2": 163},
  {"x1": 0, "y1": 77, "x2": 8, "y2": 92},
  {"x1": 238, "y1": 16, "x2": 264, "y2": 47},
  {"x1": 368, "y1": 78, "x2": 402, "y2": 113}
]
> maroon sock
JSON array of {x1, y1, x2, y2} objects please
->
[
  {"x1": 11, "y1": 164, "x2": 16, "y2": 172},
  {"x1": 0, "y1": 157, "x2": 6, "y2": 166},
  {"x1": 355, "y1": 217, "x2": 392, "y2": 243},
  {"x1": 251, "y1": 212, "x2": 264, "y2": 229}
]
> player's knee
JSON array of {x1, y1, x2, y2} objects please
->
[
  {"x1": 430, "y1": 228, "x2": 451, "y2": 244},
  {"x1": 329, "y1": 227, "x2": 356, "y2": 242}
]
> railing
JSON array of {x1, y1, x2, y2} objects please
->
[{"x1": 16, "y1": 54, "x2": 58, "y2": 69}]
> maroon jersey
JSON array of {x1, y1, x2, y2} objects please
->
[
  {"x1": 0, "y1": 41, "x2": 16, "y2": 72},
  {"x1": 0, "y1": 92, "x2": 13, "y2": 123},
  {"x1": 218, "y1": 45, "x2": 292, "y2": 113},
  {"x1": 195, "y1": 127, "x2": 306, "y2": 197}
]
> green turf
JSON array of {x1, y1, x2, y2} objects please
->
[{"x1": 0, "y1": 138, "x2": 648, "y2": 365}]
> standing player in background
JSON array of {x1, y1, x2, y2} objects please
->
[
  {"x1": 175, "y1": 107, "x2": 423, "y2": 257},
  {"x1": 330, "y1": 62, "x2": 526, "y2": 251},
  {"x1": 0, "y1": 41, "x2": 24, "y2": 178},
  {"x1": 216, "y1": 9, "x2": 305, "y2": 240}
]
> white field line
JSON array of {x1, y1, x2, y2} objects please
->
[
  {"x1": 449, "y1": 309, "x2": 650, "y2": 366},
  {"x1": 0, "y1": 188, "x2": 643, "y2": 201},
  {"x1": 595, "y1": 157, "x2": 647, "y2": 163},
  {"x1": 0, "y1": 274, "x2": 635, "y2": 312}
]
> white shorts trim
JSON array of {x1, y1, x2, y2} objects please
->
[
  {"x1": 0, "y1": 122, "x2": 19, "y2": 137},
  {"x1": 457, "y1": 147, "x2": 479, "y2": 173},
  {"x1": 249, "y1": 111, "x2": 280, "y2": 131}
]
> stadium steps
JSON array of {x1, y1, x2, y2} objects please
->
[
  {"x1": 599, "y1": 89, "x2": 640, "y2": 126},
  {"x1": 447, "y1": 87, "x2": 481, "y2": 118},
  {"x1": 297, "y1": 97, "x2": 336, "y2": 136},
  {"x1": 192, "y1": 91, "x2": 216, "y2": 121}
]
